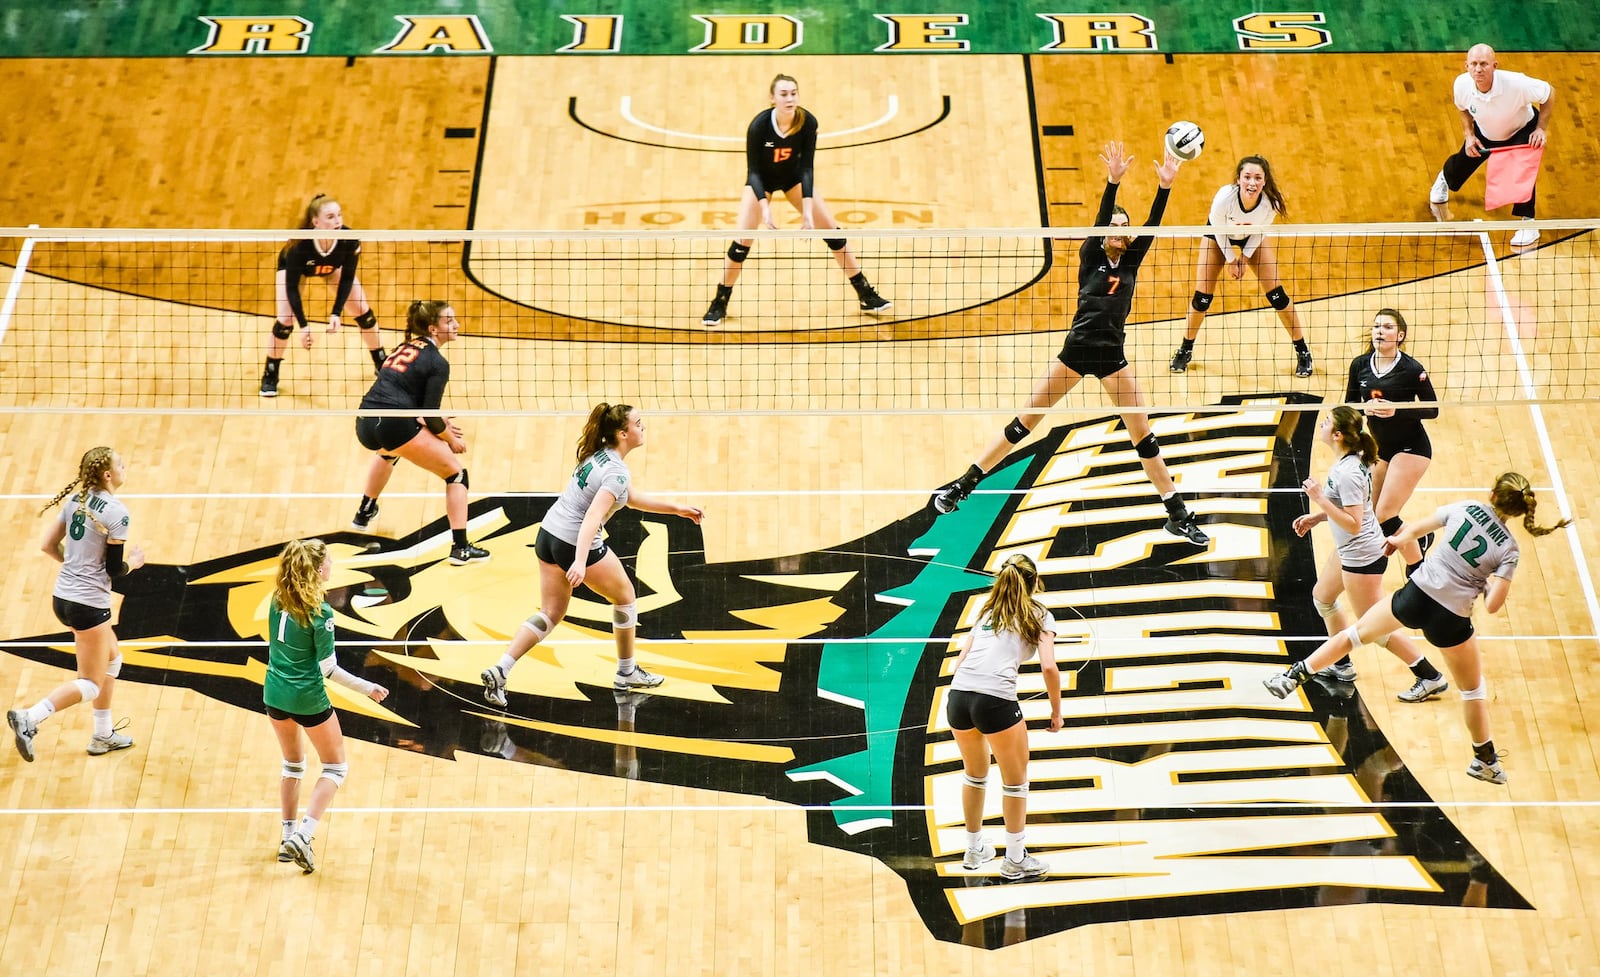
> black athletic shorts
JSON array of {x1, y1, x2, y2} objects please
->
[
  {"x1": 946, "y1": 689, "x2": 1025, "y2": 735},
  {"x1": 534, "y1": 527, "x2": 609, "y2": 569},
  {"x1": 1377, "y1": 427, "x2": 1433, "y2": 463},
  {"x1": 53, "y1": 596, "x2": 112, "y2": 631},
  {"x1": 1390, "y1": 578, "x2": 1473, "y2": 648},
  {"x1": 266, "y1": 704, "x2": 337, "y2": 727},
  {"x1": 356, "y1": 414, "x2": 423, "y2": 453},
  {"x1": 1057, "y1": 335, "x2": 1129, "y2": 379},
  {"x1": 1342, "y1": 553, "x2": 1390, "y2": 575}
]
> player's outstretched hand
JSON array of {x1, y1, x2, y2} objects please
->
[
  {"x1": 1100, "y1": 141, "x2": 1132, "y2": 183},
  {"x1": 1155, "y1": 151, "x2": 1181, "y2": 188}
]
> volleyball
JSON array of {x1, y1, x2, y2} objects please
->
[{"x1": 1165, "y1": 121, "x2": 1205, "y2": 161}]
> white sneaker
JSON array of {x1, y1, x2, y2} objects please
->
[
  {"x1": 282, "y1": 832, "x2": 316, "y2": 873},
  {"x1": 1396, "y1": 674, "x2": 1449, "y2": 703},
  {"x1": 962, "y1": 841, "x2": 996, "y2": 870},
  {"x1": 999, "y1": 852, "x2": 1047, "y2": 880},
  {"x1": 614, "y1": 666, "x2": 664, "y2": 690},
  {"x1": 1510, "y1": 223, "x2": 1540, "y2": 248}
]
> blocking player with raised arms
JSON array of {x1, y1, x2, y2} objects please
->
[
  {"x1": 481, "y1": 403, "x2": 704, "y2": 706},
  {"x1": 7, "y1": 447, "x2": 145, "y2": 762},
  {"x1": 265, "y1": 538, "x2": 389, "y2": 874},
  {"x1": 349, "y1": 300, "x2": 489, "y2": 566},
  {"x1": 1265, "y1": 472, "x2": 1571, "y2": 785},
  {"x1": 1347, "y1": 309, "x2": 1439, "y2": 577},
  {"x1": 931, "y1": 141, "x2": 1210, "y2": 547},
  {"x1": 1169, "y1": 156, "x2": 1313, "y2": 378},
  {"x1": 260, "y1": 193, "x2": 385, "y2": 397},
  {"x1": 699, "y1": 73, "x2": 891, "y2": 326}
]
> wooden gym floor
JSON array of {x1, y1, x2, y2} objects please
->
[{"x1": 1, "y1": 50, "x2": 1599, "y2": 977}]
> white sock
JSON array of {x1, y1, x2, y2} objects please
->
[
  {"x1": 27, "y1": 700, "x2": 56, "y2": 725},
  {"x1": 93, "y1": 709, "x2": 113, "y2": 738},
  {"x1": 281, "y1": 819, "x2": 295, "y2": 841},
  {"x1": 966, "y1": 831, "x2": 984, "y2": 850},
  {"x1": 617, "y1": 659, "x2": 637, "y2": 676},
  {"x1": 296, "y1": 815, "x2": 319, "y2": 840},
  {"x1": 1005, "y1": 831, "x2": 1026, "y2": 862},
  {"x1": 496, "y1": 654, "x2": 516, "y2": 675}
]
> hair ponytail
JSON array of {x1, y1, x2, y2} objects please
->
[
  {"x1": 575, "y1": 402, "x2": 634, "y2": 465},
  {"x1": 41, "y1": 446, "x2": 116, "y2": 515},
  {"x1": 1328, "y1": 405, "x2": 1377, "y2": 467},
  {"x1": 978, "y1": 554, "x2": 1046, "y2": 647}
]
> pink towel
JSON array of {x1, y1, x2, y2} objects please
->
[{"x1": 1484, "y1": 143, "x2": 1544, "y2": 211}]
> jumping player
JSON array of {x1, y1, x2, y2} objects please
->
[
  {"x1": 1265, "y1": 472, "x2": 1571, "y2": 785},
  {"x1": 260, "y1": 193, "x2": 384, "y2": 397},
  {"x1": 1169, "y1": 156, "x2": 1313, "y2": 378},
  {"x1": 1348, "y1": 309, "x2": 1439, "y2": 577},
  {"x1": 931, "y1": 141, "x2": 1210, "y2": 547},
  {"x1": 7, "y1": 447, "x2": 145, "y2": 762},
  {"x1": 350, "y1": 300, "x2": 489, "y2": 566},
  {"x1": 481, "y1": 403, "x2": 704, "y2": 705},
  {"x1": 699, "y1": 73, "x2": 891, "y2": 326}
]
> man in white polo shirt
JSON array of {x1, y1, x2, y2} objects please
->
[{"x1": 1428, "y1": 43, "x2": 1555, "y2": 246}]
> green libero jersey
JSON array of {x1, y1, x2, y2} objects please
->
[{"x1": 263, "y1": 598, "x2": 337, "y2": 716}]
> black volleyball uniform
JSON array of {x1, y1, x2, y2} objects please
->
[
  {"x1": 1346, "y1": 351, "x2": 1438, "y2": 461},
  {"x1": 356, "y1": 337, "x2": 450, "y2": 451},
  {"x1": 278, "y1": 236, "x2": 362, "y2": 329},
  {"x1": 1057, "y1": 181, "x2": 1170, "y2": 378},
  {"x1": 745, "y1": 109, "x2": 819, "y2": 199}
]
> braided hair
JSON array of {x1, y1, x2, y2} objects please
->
[
  {"x1": 1489, "y1": 472, "x2": 1572, "y2": 537},
  {"x1": 40, "y1": 447, "x2": 117, "y2": 516}
]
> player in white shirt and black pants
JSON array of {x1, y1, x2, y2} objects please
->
[
  {"x1": 1170, "y1": 155, "x2": 1313, "y2": 378},
  {"x1": 1265, "y1": 472, "x2": 1570, "y2": 785},
  {"x1": 946, "y1": 554, "x2": 1062, "y2": 880},
  {"x1": 1294, "y1": 406, "x2": 1446, "y2": 698},
  {"x1": 1429, "y1": 44, "x2": 1555, "y2": 247},
  {"x1": 7, "y1": 447, "x2": 146, "y2": 762}
]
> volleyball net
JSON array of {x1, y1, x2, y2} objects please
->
[{"x1": 0, "y1": 222, "x2": 1594, "y2": 414}]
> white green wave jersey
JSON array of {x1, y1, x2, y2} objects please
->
[
  {"x1": 54, "y1": 489, "x2": 131, "y2": 609},
  {"x1": 1412, "y1": 501, "x2": 1520, "y2": 617},
  {"x1": 542, "y1": 449, "x2": 631, "y2": 549},
  {"x1": 950, "y1": 608, "x2": 1058, "y2": 700}
]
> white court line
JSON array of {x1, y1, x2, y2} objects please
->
[
  {"x1": 619, "y1": 95, "x2": 899, "y2": 142},
  {"x1": 0, "y1": 223, "x2": 40, "y2": 347},
  {"x1": 1479, "y1": 233, "x2": 1600, "y2": 640},
  {"x1": 1, "y1": 800, "x2": 1598, "y2": 817},
  {"x1": 0, "y1": 486, "x2": 1556, "y2": 503}
]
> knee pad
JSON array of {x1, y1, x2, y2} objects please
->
[
  {"x1": 1312, "y1": 597, "x2": 1341, "y2": 621},
  {"x1": 1460, "y1": 682, "x2": 1487, "y2": 701},
  {"x1": 962, "y1": 773, "x2": 987, "y2": 790},
  {"x1": 73, "y1": 678, "x2": 101, "y2": 703},
  {"x1": 727, "y1": 242, "x2": 750, "y2": 263},
  {"x1": 1373, "y1": 632, "x2": 1391, "y2": 649},
  {"x1": 105, "y1": 654, "x2": 123, "y2": 678},
  {"x1": 1134, "y1": 433, "x2": 1160, "y2": 459},
  {"x1": 319, "y1": 761, "x2": 349, "y2": 787},
  {"x1": 1003, "y1": 417, "x2": 1032, "y2": 445},
  {"x1": 613, "y1": 602, "x2": 638, "y2": 631},
  {"x1": 281, "y1": 759, "x2": 306, "y2": 781},
  {"x1": 381, "y1": 454, "x2": 400, "y2": 467},
  {"x1": 1342, "y1": 625, "x2": 1364, "y2": 650},
  {"x1": 355, "y1": 310, "x2": 378, "y2": 330},
  {"x1": 824, "y1": 237, "x2": 847, "y2": 251},
  {"x1": 1190, "y1": 290, "x2": 1214, "y2": 313},
  {"x1": 520, "y1": 611, "x2": 553, "y2": 641},
  {"x1": 1001, "y1": 781, "x2": 1029, "y2": 798},
  {"x1": 1380, "y1": 516, "x2": 1404, "y2": 537},
  {"x1": 1266, "y1": 285, "x2": 1291, "y2": 311},
  {"x1": 272, "y1": 321, "x2": 294, "y2": 340},
  {"x1": 444, "y1": 467, "x2": 469, "y2": 488}
]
